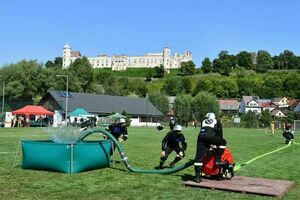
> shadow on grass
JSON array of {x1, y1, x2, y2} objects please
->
[
  {"x1": 109, "y1": 166, "x2": 128, "y2": 172},
  {"x1": 177, "y1": 174, "x2": 195, "y2": 181}
]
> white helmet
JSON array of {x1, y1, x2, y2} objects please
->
[
  {"x1": 208, "y1": 113, "x2": 216, "y2": 120},
  {"x1": 119, "y1": 118, "x2": 126, "y2": 123},
  {"x1": 174, "y1": 125, "x2": 182, "y2": 131}
]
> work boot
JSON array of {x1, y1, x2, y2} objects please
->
[
  {"x1": 285, "y1": 140, "x2": 289, "y2": 144},
  {"x1": 169, "y1": 161, "x2": 175, "y2": 168},
  {"x1": 169, "y1": 156, "x2": 181, "y2": 168},
  {"x1": 155, "y1": 166, "x2": 162, "y2": 170},
  {"x1": 158, "y1": 161, "x2": 164, "y2": 169},
  {"x1": 194, "y1": 172, "x2": 202, "y2": 183},
  {"x1": 194, "y1": 166, "x2": 202, "y2": 183}
]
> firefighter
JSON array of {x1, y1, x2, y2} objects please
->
[
  {"x1": 108, "y1": 118, "x2": 128, "y2": 142},
  {"x1": 157, "y1": 125, "x2": 187, "y2": 169},
  {"x1": 169, "y1": 117, "x2": 176, "y2": 131},
  {"x1": 194, "y1": 113, "x2": 227, "y2": 183},
  {"x1": 282, "y1": 123, "x2": 294, "y2": 144},
  {"x1": 106, "y1": 118, "x2": 128, "y2": 153}
]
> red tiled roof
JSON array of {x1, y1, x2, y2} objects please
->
[
  {"x1": 288, "y1": 99, "x2": 297, "y2": 106},
  {"x1": 71, "y1": 51, "x2": 81, "y2": 57},
  {"x1": 218, "y1": 99, "x2": 239, "y2": 110},
  {"x1": 260, "y1": 102, "x2": 271, "y2": 108}
]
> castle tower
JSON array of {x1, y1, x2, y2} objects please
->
[
  {"x1": 62, "y1": 44, "x2": 72, "y2": 68},
  {"x1": 163, "y1": 47, "x2": 171, "y2": 69}
]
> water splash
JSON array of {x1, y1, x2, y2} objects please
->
[{"x1": 47, "y1": 127, "x2": 83, "y2": 144}]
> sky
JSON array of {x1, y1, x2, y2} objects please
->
[{"x1": 1, "y1": 0, "x2": 300, "y2": 67}]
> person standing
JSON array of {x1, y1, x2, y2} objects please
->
[
  {"x1": 169, "y1": 117, "x2": 176, "y2": 131},
  {"x1": 194, "y1": 113, "x2": 227, "y2": 183},
  {"x1": 271, "y1": 122, "x2": 275, "y2": 136},
  {"x1": 11, "y1": 115, "x2": 17, "y2": 127},
  {"x1": 282, "y1": 123, "x2": 294, "y2": 144},
  {"x1": 157, "y1": 125, "x2": 187, "y2": 169},
  {"x1": 18, "y1": 115, "x2": 24, "y2": 127}
]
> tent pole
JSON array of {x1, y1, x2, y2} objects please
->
[{"x1": 12, "y1": 141, "x2": 21, "y2": 169}]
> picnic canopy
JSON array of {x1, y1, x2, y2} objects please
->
[
  {"x1": 12, "y1": 105, "x2": 54, "y2": 116},
  {"x1": 97, "y1": 113, "x2": 126, "y2": 127},
  {"x1": 107, "y1": 113, "x2": 126, "y2": 119},
  {"x1": 68, "y1": 108, "x2": 94, "y2": 117}
]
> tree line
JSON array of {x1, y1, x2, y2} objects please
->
[
  {"x1": 0, "y1": 49, "x2": 299, "y2": 112},
  {"x1": 201, "y1": 49, "x2": 300, "y2": 75}
]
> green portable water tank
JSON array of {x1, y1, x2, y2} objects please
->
[{"x1": 22, "y1": 140, "x2": 111, "y2": 174}]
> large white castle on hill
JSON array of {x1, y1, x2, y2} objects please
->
[{"x1": 62, "y1": 44, "x2": 192, "y2": 71}]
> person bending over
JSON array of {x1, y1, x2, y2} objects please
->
[
  {"x1": 157, "y1": 125, "x2": 187, "y2": 169},
  {"x1": 194, "y1": 113, "x2": 227, "y2": 182}
]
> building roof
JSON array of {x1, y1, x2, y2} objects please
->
[
  {"x1": 41, "y1": 90, "x2": 162, "y2": 116},
  {"x1": 271, "y1": 109, "x2": 286, "y2": 117},
  {"x1": 288, "y1": 99, "x2": 298, "y2": 107},
  {"x1": 218, "y1": 100, "x2": 239, "y2": 110},
  {"x1": 272, "y1": 97, "x2": 285, "y2": 103},
  {"x1": 242, "y1": 96, "x2": 259, "y2": 104},
  {"x1": 258, "y1": 99, "x2": 272, "y2": 107},
  {"x1": 71, "y1": 51, "x2": 81, "y2": 57},
  {"x1": 12, "y1": 105, "x2": 54, "y2": 116},
  {"x1": 64, "y1": 44, "x2": 70, "y2": 49}
]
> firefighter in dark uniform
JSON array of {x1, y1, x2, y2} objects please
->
[
  {"x1": 194, "y1": 113, "x2": 227, "y2": 182},
  {"x1": 107, "y1": 118, "x2": 128, "y2": 154},
  {"x1": 157, "y1": 125, "x2": 187, "y2": 169},
  {"x1": 169, "y1": 117, "x2": 176, "y2": 131},
  {"x1": 282, "y1": 123, "x2": 294, "y2": 144},
  {"x1": 108, "y1": 118, "x2": 128, "y2": 141}
]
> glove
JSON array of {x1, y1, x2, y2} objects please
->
[
  {"x1": 161, "y1": 151, "x2": 165, "y2": 157},
  {"x1": 179, "y1": 151, "x2": 184, "y2": 157},
  {"x1": 122, "y1": 135, "x2": 128, "y2": 141},
  {"x1": 118, "y1": 137, "x2": 124, "y2": 142}
]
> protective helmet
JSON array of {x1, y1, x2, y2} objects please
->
[
  {"x1": 174, "y1": 125, "x2": 182, "y2": 131},
  {"x1": 119, "y1": 118, "x2": 126, "y2": 123},
  {"x1": 208, "y1": 113, "x2": 216, "y2": 120},
  {"x1": 205, "y1": 113, "x2": 216, "y2": 120}
]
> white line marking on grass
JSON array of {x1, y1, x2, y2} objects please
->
[{"x1": 0, "y1": 152, "x2": 13, "y2": 154}]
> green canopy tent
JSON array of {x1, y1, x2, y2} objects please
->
[
  {"x1": 68, "y1": 108, "x2": 94, "y2": 117},
  {"x1": 97, "y1": 113, "x2": 126, "y2": 127},
  {"x1": 107, "y1": 113, "x2": 126, "y2": 119},
  {"x1": 68, "y1": 108, "x2": 94, "y2": 127}
]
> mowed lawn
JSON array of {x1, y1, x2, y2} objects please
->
[{"x1": 0, "y1": 127, "x2": 299, "y2": 200}]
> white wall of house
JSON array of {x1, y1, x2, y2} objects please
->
[
  {"x1": 240, "y1": 98, "x2": 261, "y2": 114},
  {"x1": 274, "y1": 111, "x2": 286, "y2": 117},
  {"x1": 245, "y1": 107, "x2": 261, "y2": 113},
  {"x1": 131, "y1": 117, "x2": 159, "y2": 127},
  {"x1": 277, "y1": 97, "x2": 289, "y2": 107},
  {"x1": 247, "y1": 100, "x2": 259, "y2": 107}
]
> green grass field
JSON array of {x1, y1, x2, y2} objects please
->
[{"x1": 0, "y1": 127, "x2": 299, "y2": 200}]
